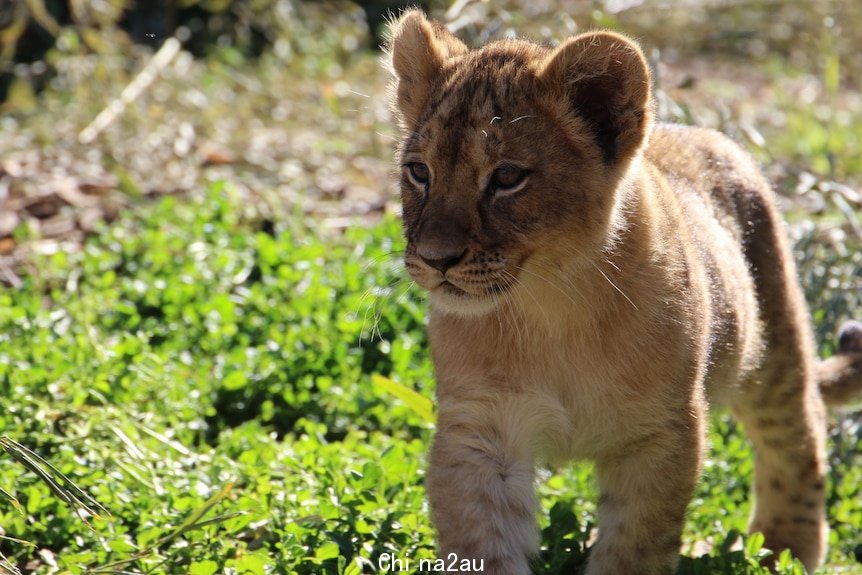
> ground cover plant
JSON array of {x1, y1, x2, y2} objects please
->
[{"x1": 1, "y1": 1, "x2": 861, "y2": 573}]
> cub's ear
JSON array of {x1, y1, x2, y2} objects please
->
[
  {"x1": 387, "y1": 9, "x2": 468, "y2": 126},
  {"x1": 539, "y1": 31, "x2": 652, "y2": 165}
]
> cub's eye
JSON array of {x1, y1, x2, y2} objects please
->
[
  {"x1": 404, "y1": 162, "x2": 430, "y2": 187},
  {"x1": 489, "y1": 164, "x2": 529, "y2": 196}
]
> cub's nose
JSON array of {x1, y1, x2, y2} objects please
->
[
  {"x1": 415, "y1": 209, "x2": 470, "y2": 274},
  {"x1": 417, "y1": 245, "x2": 467, "y2": 274}
]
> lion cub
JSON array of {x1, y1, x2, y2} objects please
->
[{"x1": 387, "y1": 10, "x2": 862, "y2": 574}]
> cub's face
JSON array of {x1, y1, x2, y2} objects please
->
[
  {"x1": 399, "y1": 66, "x2": 585, "y2": 316},
  {"x1": 388, "y1": 11, "x2": 652, "y2": 316}
]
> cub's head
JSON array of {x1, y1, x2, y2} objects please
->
[{"x1": 387, "y1": 10, "x2": 652, "y2": 316}]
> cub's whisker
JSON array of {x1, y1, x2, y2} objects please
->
[
  {"x1": 591, "y1": 263, "x2": 638, "y2": 311},
  {"x1": 515, "y1": 264, "x2": 582, "y2": 310},
  {"x1": 498, "y1": 270, "x2": 528, "y2": 343},
  {"x1": 503, "y1": 268, "x2": 549, "y2": 328},
  {"x1": 355, "y1": 274, "x2": 411, "y2": 346}
]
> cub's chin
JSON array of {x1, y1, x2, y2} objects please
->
[{"x1": 428, "y1": 282, "x2": 503, "y2": 318}]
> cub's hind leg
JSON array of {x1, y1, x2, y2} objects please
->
[
  {"x1": 731, "y1": 366, "x2": 827, "y2": 571},
  {"x1": 732, "y1": 188, "x2": 829, "y2": 571}
]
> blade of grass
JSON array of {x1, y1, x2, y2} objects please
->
[
  {"x1": 0, "y1": 555, "x2": 22, "y2": 575},
  {"x1": 0, "y1": 486, "x2": 22, "y2": 513},
  {"x1": 0, "y1": 436, "x2": 111, "y2": 523},
  {"x1": 109, "y1": 426, "x2": 149, "y2": 461},
  {"x1": 109, "y1": 458, "x2": 158, "y2": 492},
  {"x1": 132, "y1": 421, "x2": 192, "y2": 457},
  {"x1": 0, "y1": 536, "x2": 35, "y2": 549},
  {"x1": 156, "y1": 482, "x2": 235, "y2": 546},
  {"x1": 0, "y1": 538, "x2": 30, "y2": 575},
  {"x1": 371, "y1": 374, "x2": 435, "y2": 424},
  {"x1": 179, "y1": 511, "x2": 249, "y2": 531},
  {"x1": 88, "y1": 483, "x2": 237, "y2": 574}
]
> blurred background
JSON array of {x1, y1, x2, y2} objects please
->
[
  {"x1": 0, "y1": 1, "x2": 860, "y2": 574},
  {"x1": 2, "y1": 1, "x2": 860, "y2": 249}
]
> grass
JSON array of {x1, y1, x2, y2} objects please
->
[
  {"x1": 0, "y1": 185, "x2": 433, "y2": 574},
  {"x1": 1, "y1": 1, "x2": 861, "y2": 574}
]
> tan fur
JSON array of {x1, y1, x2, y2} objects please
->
[{"x1": 387, "y1": 10, "x2": 862, "y2": 574}]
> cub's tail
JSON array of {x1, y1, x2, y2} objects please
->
[{"x1": 818, "y1": 320, "x2": 862, "y2": 408}]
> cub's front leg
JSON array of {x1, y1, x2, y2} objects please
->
[
  {"x1": 586, "y1": 411, "x2": 705, "y2": 575},
  {"x1": 427, "y1": 402, "x2": 539, "y2": 575}
]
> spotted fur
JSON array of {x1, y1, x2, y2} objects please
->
[{"x1": 386, "y1": 10, "x2": 862, "y2": 574}]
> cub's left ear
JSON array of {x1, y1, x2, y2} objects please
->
[{"x1": 539, "y1": 31, "x2": 652, "y2": 165}]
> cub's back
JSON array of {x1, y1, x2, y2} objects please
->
[
  {"x1": 645, "y1": 123, "x2": 808, "y2": 394},
  {"x1": 646, "y1": 124, "x2": 773, "y2": 240}
]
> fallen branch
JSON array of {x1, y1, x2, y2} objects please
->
[{"x1": 78, "y1": 37, "x2": 182, "y2": 144}]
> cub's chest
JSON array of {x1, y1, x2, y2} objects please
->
[{"x1": 429, "y1": 317, "x2": 679, "y2": 459}]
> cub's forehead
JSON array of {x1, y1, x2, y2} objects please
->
[
  {"x1": 405, "y1": 42, "x2": 547, "y2": 161},
  {"x1": 438, "y1": 43, "x2": 544, "y2": 116}
]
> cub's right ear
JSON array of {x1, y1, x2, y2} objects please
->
[{"x1": 386, "y1": 9, "x2": 468, "y2": 126}]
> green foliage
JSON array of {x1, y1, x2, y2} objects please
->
[
  {"x1": 1, "y1": 183, "x2": 859, "y2": 574},
  {"x1": 0, "y1": 183, "x2": 434, "y2": 573},
  {"x1": 5, "y1": 183, "x2": 429, "y2": 440}
]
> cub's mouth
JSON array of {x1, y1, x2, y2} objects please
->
[
  {"x1": 437, "y1": 280, "x2": 465, "y2": 294},
  {"x1": 403, "y1": 248, "x2": 521, "y2": 315},
  {"x1": 433, "y1": 277, "x2": 513, "y2": 298},
  {"x1": 425, "y1": 275, "x2": 517, "y2": 316}
]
